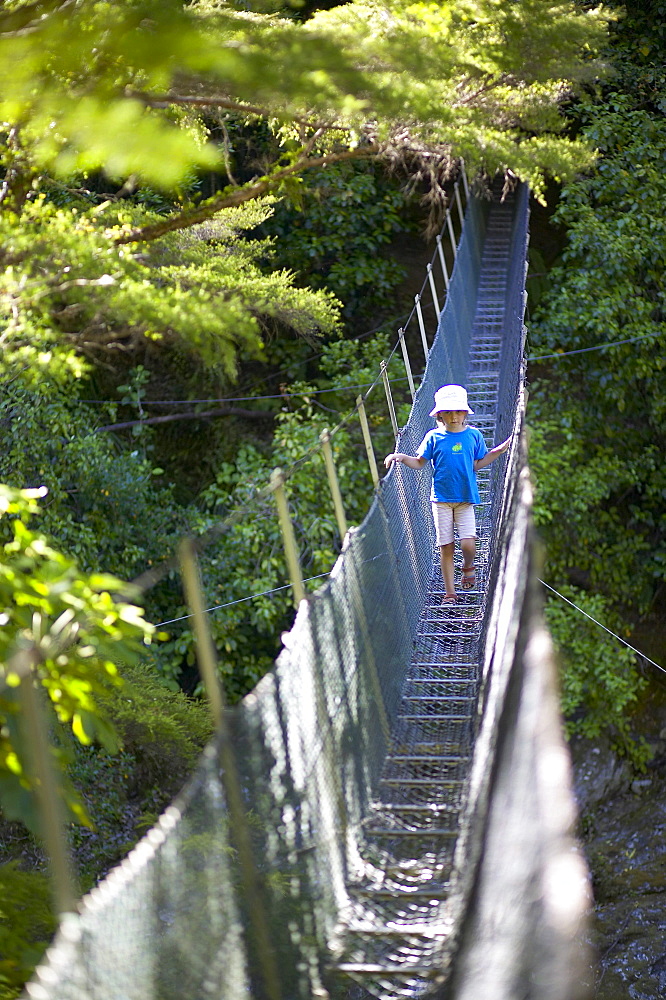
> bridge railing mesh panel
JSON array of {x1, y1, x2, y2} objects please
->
[
  {"x1": 432, "y1": 459, "x2": 592, "y2": 1000},
  {"x1": 395, "y1": 193, "x2": 490, "y2": 468},
  {"x1": 27, "y1": 744, "x2": 249, "y2": 1000},
  {"x1": 26, "y1": 184, "x2": 540, "y2": 1000}
]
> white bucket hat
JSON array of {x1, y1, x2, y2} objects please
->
[{"x1": 429, "y1": 384, "x2": 474, "y2": 416}]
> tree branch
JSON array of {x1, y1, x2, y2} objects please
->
[
  {"x1": 113, "y1": 144, "x2": 381, "y2": 244},
  {"x1": 130, "y1": 90, "x2": 331, "y2": 131},
  {"x1": 96, "y1": 407, "x2": 271, "y2": 432}
]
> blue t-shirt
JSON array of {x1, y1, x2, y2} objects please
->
[{"x1": 416, "y1": 426, "x2": 487, "y2": 504}]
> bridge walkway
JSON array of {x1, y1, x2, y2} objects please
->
[{"x1": 332, "y1": 194, "x2": 517, "y2": 998}]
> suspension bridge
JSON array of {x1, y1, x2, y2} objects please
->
[{"x1": 25, "y1": 178, "x2": 591, "y2": 1000}]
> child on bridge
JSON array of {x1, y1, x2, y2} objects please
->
[{"x1": 384, "y1": 384, "x2": 511, "y2": 604}]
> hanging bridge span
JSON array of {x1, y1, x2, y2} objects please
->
[{"x1": 26, "y1": 181, "x2": 592, "y2": 1000}]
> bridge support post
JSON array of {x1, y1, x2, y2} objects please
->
[
  {"x1": 415, "y1": 293, "x2": 429, "y2": 363},
  {"x1": 460, "y1": 159, "x2": 470, "y2": 199},
  {"x1": 397, "y1": 327, "x2": 416, "y2": 399},
  {"x1": 356, "y1": 395, "x2": 379, "y2": 489},
  {"x1": 269, "y1": 467, "x2": 306, "y2": 608},
  {"x1": 15, "y1": 648, "x2": 78, "y2": 917},
  {"x1": 380, "y1": 360, "x2": 400, "y2": 443},
  {"x1": 178, "y1": 538, "x2": 225, "y2": 729},
  {"x1": 455, "y1": 180, "x2": 465, "y2": 232},
  {"x1": 447, "y1": 204, "x2": 457, "y2": 259},
  {"x1": 436, "y1": 234, "x2": 450, "y2": 293},
  {"x1": 427, "y1": 262, "x2": 441, "y2": 319},
  {"x1": 320, "y1": 428, "x2": 348, "y2": 543}
]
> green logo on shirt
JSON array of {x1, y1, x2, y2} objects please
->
[{"x1": 452, "y1": 443, "x2": 462, "y2": 452}]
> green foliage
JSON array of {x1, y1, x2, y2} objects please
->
[
  {"x1": 154, "y1": 334, "x2": 406, "y2": 699},
  {"x1": 544, "y1": 587, "x2": 649, "y2": 766},
  {"x1": 528, "y1": 24, "x2": 666, "y2": 613},
  {"x1": 68, "y1": 665, "x2": 212, "y2": 883},
  {"x1": 528, "y1": 0, "x2": 666, "y2": 756},
  {"x1": 0, "y1": 0, "x2": 608, "y2": 203},
  {"x1": 99, "y1": 664, "x2": 213, "y2": 787},
  {"x1": 301, "y1": 0, "x2": 609, "y2": 195},
  {"x1": 528, "y1": 411, "x2": 654, "y2": 609},
  {"x1": 533, "y1": 105, "x2": 666, "y2": 412},
  {"x1": 263, "y1": 163, "x2": 408, "y2": 322},
  {"x1": 0, "y1": 374, "x2": 194, "y2": 584},
  {"x1": 0, "y1": 0, "x2": 612, "y2": 391},
  {"x1": 0, "y1": 196, "x2": 341, "y2": 380},
  {"x1": 66, "y1": 747, "x2": 140, "y2": 884},
  {"x1": 0, "y1": 486, "x2": 153, "y2": 833},
  {"x1": 0, "y1": 0, "x2": 218, "y2": 187},
  {"x1": 2, "y1": 311, "x2": 406, "y2": 706},
  {"x1": 0, "y1": 666, "x2": 212, "y2": 995},
  {"x1": 165, "y1": 417, "x2": 358, "y2": 698},
  {"x1": 0, "y1": 863, "x2": 56, "y2": 1000},
  {"x1": 603, "y1": 0, "x2": 666, "y2": 104}
]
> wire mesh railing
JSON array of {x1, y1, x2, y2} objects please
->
[
  {"x1": 325, "y1": 181, "x2": 528, "y2": 999},
  {"x1": 23, "y1": 175, "x2": 552, "y2": 1000}
]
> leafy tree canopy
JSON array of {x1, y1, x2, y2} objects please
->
[
  {"x1": 0, "y1": 0, "x2": 612, "y2": 403},
  {"x1": 1, "y1": 194, "x2": 341, "y2": 379},
  {"x1": 0, "y1": 0, "x2": 611, "y2": 388},
  {"x1": 1, "y1": 0, "x2": 609, "y2": 200}
]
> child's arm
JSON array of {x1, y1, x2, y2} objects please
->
[
  {"x1": 384, "y1": 452, "x2": 426, "y2": 470},
  {"x1": 474, "y1": 436, "x2": 511, "y2": 471}
]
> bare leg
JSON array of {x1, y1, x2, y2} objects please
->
[
  {"x1": 439, "y1": 543, "x2": 455, "y2": 597},
  {"x1": 460, "y1": 536, "x2": 476, "y2": 589}
]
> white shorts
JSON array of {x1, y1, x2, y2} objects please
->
[{"x1": 432, "y1": 502, "x2": 476, "y2": 546}]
